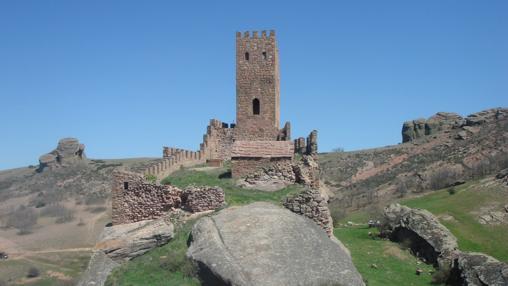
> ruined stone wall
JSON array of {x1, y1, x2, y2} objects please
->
[
  {"x1": 200, "y1": 119, "x2": 235, "y2": 160},
  {"x1": 182, "y1": 186, "x2": 225, "y2": 212},
  {"x1": 294, "y1": 130, "x2": 318, "y2": 156},
  {"x1": 283, "y1": 189, "x2": 333, "y2": 236},
  {"x1": 144, "y1": 147, "x2": 205, "y2": 180},
  {"x1": 111, "y1": 171, "x2": 182, "y2": 225},
  {"x1": 231, "y1": 157, "x2": 292, "y2": 178},
  {"x1": 112, "y1": 171, "x2": 225, "y2": 225}
]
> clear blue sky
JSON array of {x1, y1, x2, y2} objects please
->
[{"x1": 1, "y1": 0, "x2": 507, "y2": 170}]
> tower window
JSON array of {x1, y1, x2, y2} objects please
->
[
  {"x1": 253, "y1": 98, "x2": 260, "y2": 115},
  {"x1": 262, "y1": 52, "x2": 267, "y2": 60},
  {"x1": 123, "y1": 182, "x2": 129, "y2": 190},
  {"x1": 245, "y1": 52, "x2": 249, "y2": 61}
]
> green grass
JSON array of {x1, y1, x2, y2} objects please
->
[
  {"x1": 161, "y1": 167, "x2": 304, "y2": 206},
  {"x1": 105, "y1": 222, "x2": 200, "y2": 286},
  {"x1": 334, "y1": 227, "x2": 437, "y2": 286},
  {"x1": 401, "y1": 182, "x2": 508, "y2": 262}
]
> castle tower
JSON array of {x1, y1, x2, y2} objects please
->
[{"x1": 235, "y1": 30, "x2": 281, "y2": 140}]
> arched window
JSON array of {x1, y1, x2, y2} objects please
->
[
  {"x1": 245, "y1": 52, "x2": 249, "y2": 61},
  {"x1": 252, "y1": 98, "x2": 260, "y2": 115}
]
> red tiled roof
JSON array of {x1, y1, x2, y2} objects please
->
[{"x1": 231, "y1": 141, "x2": 294, "y2": 158}]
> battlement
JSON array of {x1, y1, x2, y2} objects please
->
[{"x1": 236, "y1": 30, "x2": 275, "y2": 40}]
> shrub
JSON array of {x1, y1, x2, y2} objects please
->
[
  {"x1": 332, "y1": 147, "x2": 345, "y2": 153},
  {"x1": 6, "y1": 205, "x2": 37, "y2": 235},
  {"x1": 40, "y1": 204, "x2": 75, "y2": 224},
  {"x1": 145, "y1": 174, "x2": 157, "y2": 184},
  {"x1": 447, "y1": 187, "x2": 456, "y2": 195},
  {"x1": 27, "y1": 267, "x2": 40, "y2": 278},
  {"x1": 329, "y1": 207, "x2": 347, "y2": 227},
  {"x1": 395, "y1": 180, "x2": 408, "y2": 198},
  {"x1": 429, "y1": 168, "x2": 460, "y2": 190}
]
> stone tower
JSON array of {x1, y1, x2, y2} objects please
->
[{"x1": 235, "y1": 30, "x2": 281, "y2": 141}]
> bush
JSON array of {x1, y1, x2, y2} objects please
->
[
  {"x1": 329, "y1": 207, "x2": 347, "y2": 227},
  {"x1": 429, "y1": 168, "x2": 460, "y2": 190},
  {"x1": 6, "y1": 205, "x2": 37, "y2": 235},
  {"x1": 447, "y1": 187, "x2": 456, "y2": 195},
  {"x1": 332, "y1": 147, "x2": 345, "y2": 153},
  {"x1": 27, "y1": 267, "x2": 40, "y2": 278},
  {"x1": 145, "y1": 174, "x2": 157, "y2": 184},
  {"x1": 41, "y1": 204, "x2": 75, "y2": 224}
]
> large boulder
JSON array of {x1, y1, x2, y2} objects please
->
[
  {"x1": 187, "y1": 202, "x2": 364, "y2": 286},
  {"x1": 450, "y1": 252, "x2": 508, "y2": 286},
  {"x1": 95, "y1": 217, "x2": 174, "y2": 262},
  {"x1": 38, "y1": 137, "x2": 86, "y2": 171},
  {"x1": 382, "y1": 203, "x2": 458, "y2": 266}
]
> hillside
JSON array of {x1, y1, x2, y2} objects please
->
[
  {"x1": 321, "y1": 108, "x2": 508, "y2": 211},
  {"x1": 0, "y1": 158, "x2": 158, "y2": 285}
]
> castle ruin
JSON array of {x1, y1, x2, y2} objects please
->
[{"x1": 112, "y1": 30, "x2": 319, "y2": 225}]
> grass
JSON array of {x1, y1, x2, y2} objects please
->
[
  {"x1": 105, "y1": 221, "x2": 200, "y2": 286},
  {"x1": 0, "y1": 251, "x2": 91, "y2": 286},
  {"x1": 401, "y1": 181, "x2": 508, "y2": 262},
  {"x1": 334, "y1": 227, "x2": 437, "y2": 286},
  {"x1": 161, "y1": 167, "x2": 304, "y2": 206}
]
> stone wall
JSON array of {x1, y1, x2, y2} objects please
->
[
  {"x1": 182, "y1": 186, "x2": 225, "y2": 212},
  {"x1": 200, "y1": 119, "x2": 235, "y2": 161},
  {"x1": 231, "y1": 157, "x2": 292, "y2": 178},
  {"x1": 112, "y1": 170, "x2": 225, "y2": 225},
  {"x1": 144, "y1": 147, "x2": 205, "y2": 180},
  {"x1": 283, "y1": 188, "x2": 333, "y2": 236},
  {"x1": 112, "y1": 171, "x2": 182, "y2": 225}
]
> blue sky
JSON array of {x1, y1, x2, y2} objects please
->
[{"x1": 0, "y1": 1, "x2": 507, "y2": 170}]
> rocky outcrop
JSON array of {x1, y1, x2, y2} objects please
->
[
  {"x1": 187, "y1": 202, "x2": 364, "y2": 286},
  {"x1": 95, "y1": 217, "x2": 174, "y2": 261},
  {"x1": 402, "y1": 112, "x2": 464, "y2": 142},
  {"x1": 38, "y1": 137, "x2": 86, "y2": 171},
  {"x1": 182, "y1": 186, "x2": 225, "y2": 212},
  {"x1": 283, "y1": 188, "x2": 333, "y2": 236},
  {"x1": 450, "y1": 252, "x2": 508, "y2": 286},
  {"x1": 465, "y1": 108, "x2": 507, "y2": 126},
  {"x1": 78, "y1": 216, "x2": 174, "y2": 286},
  {"x1": 381, "y1": 203, "x2": 458, "y2": 266},
  {"x1": 77, "y1": 251, "x2": 119, "y2": 286}
]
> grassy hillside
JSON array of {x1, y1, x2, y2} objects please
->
[
  {"x1": 334, "y1": 227, "x2": 436, "y2": 286},
  {"x1": 334, "y1": 177, "x2": 508, "y2": 286},
  {"x1": 401, "y1": 179, "x2": 508, "y2": 262}
]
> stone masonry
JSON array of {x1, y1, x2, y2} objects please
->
[
  {"x1": 112, "y1": 170, "x2": 224, "y2": 225},
  {"x1": 283, "y1": 188, "x2": 333, "y2": 236}
]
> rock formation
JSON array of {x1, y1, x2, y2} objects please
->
[
  {"x1": 382, "y1": 204, "x2": 508, "y2": 286},
  {"x1": 78, "y1": 216, "x2": 174, "y2": 286},
  {"x1": 450, "y1": 252, "x2": 508, "y2": 286},
  {"x1": 38, "y1": 137, "x2": 86, "y2": 171},
  {"x1": 187, "y1": 202, "x2": 364, "y2": 286},
  {"x1": 381, "y1": 203, "x2": 458, "y2": 266},
  {"x1": 402, "y1": 112, "x2": 465, "y2": 142}
]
